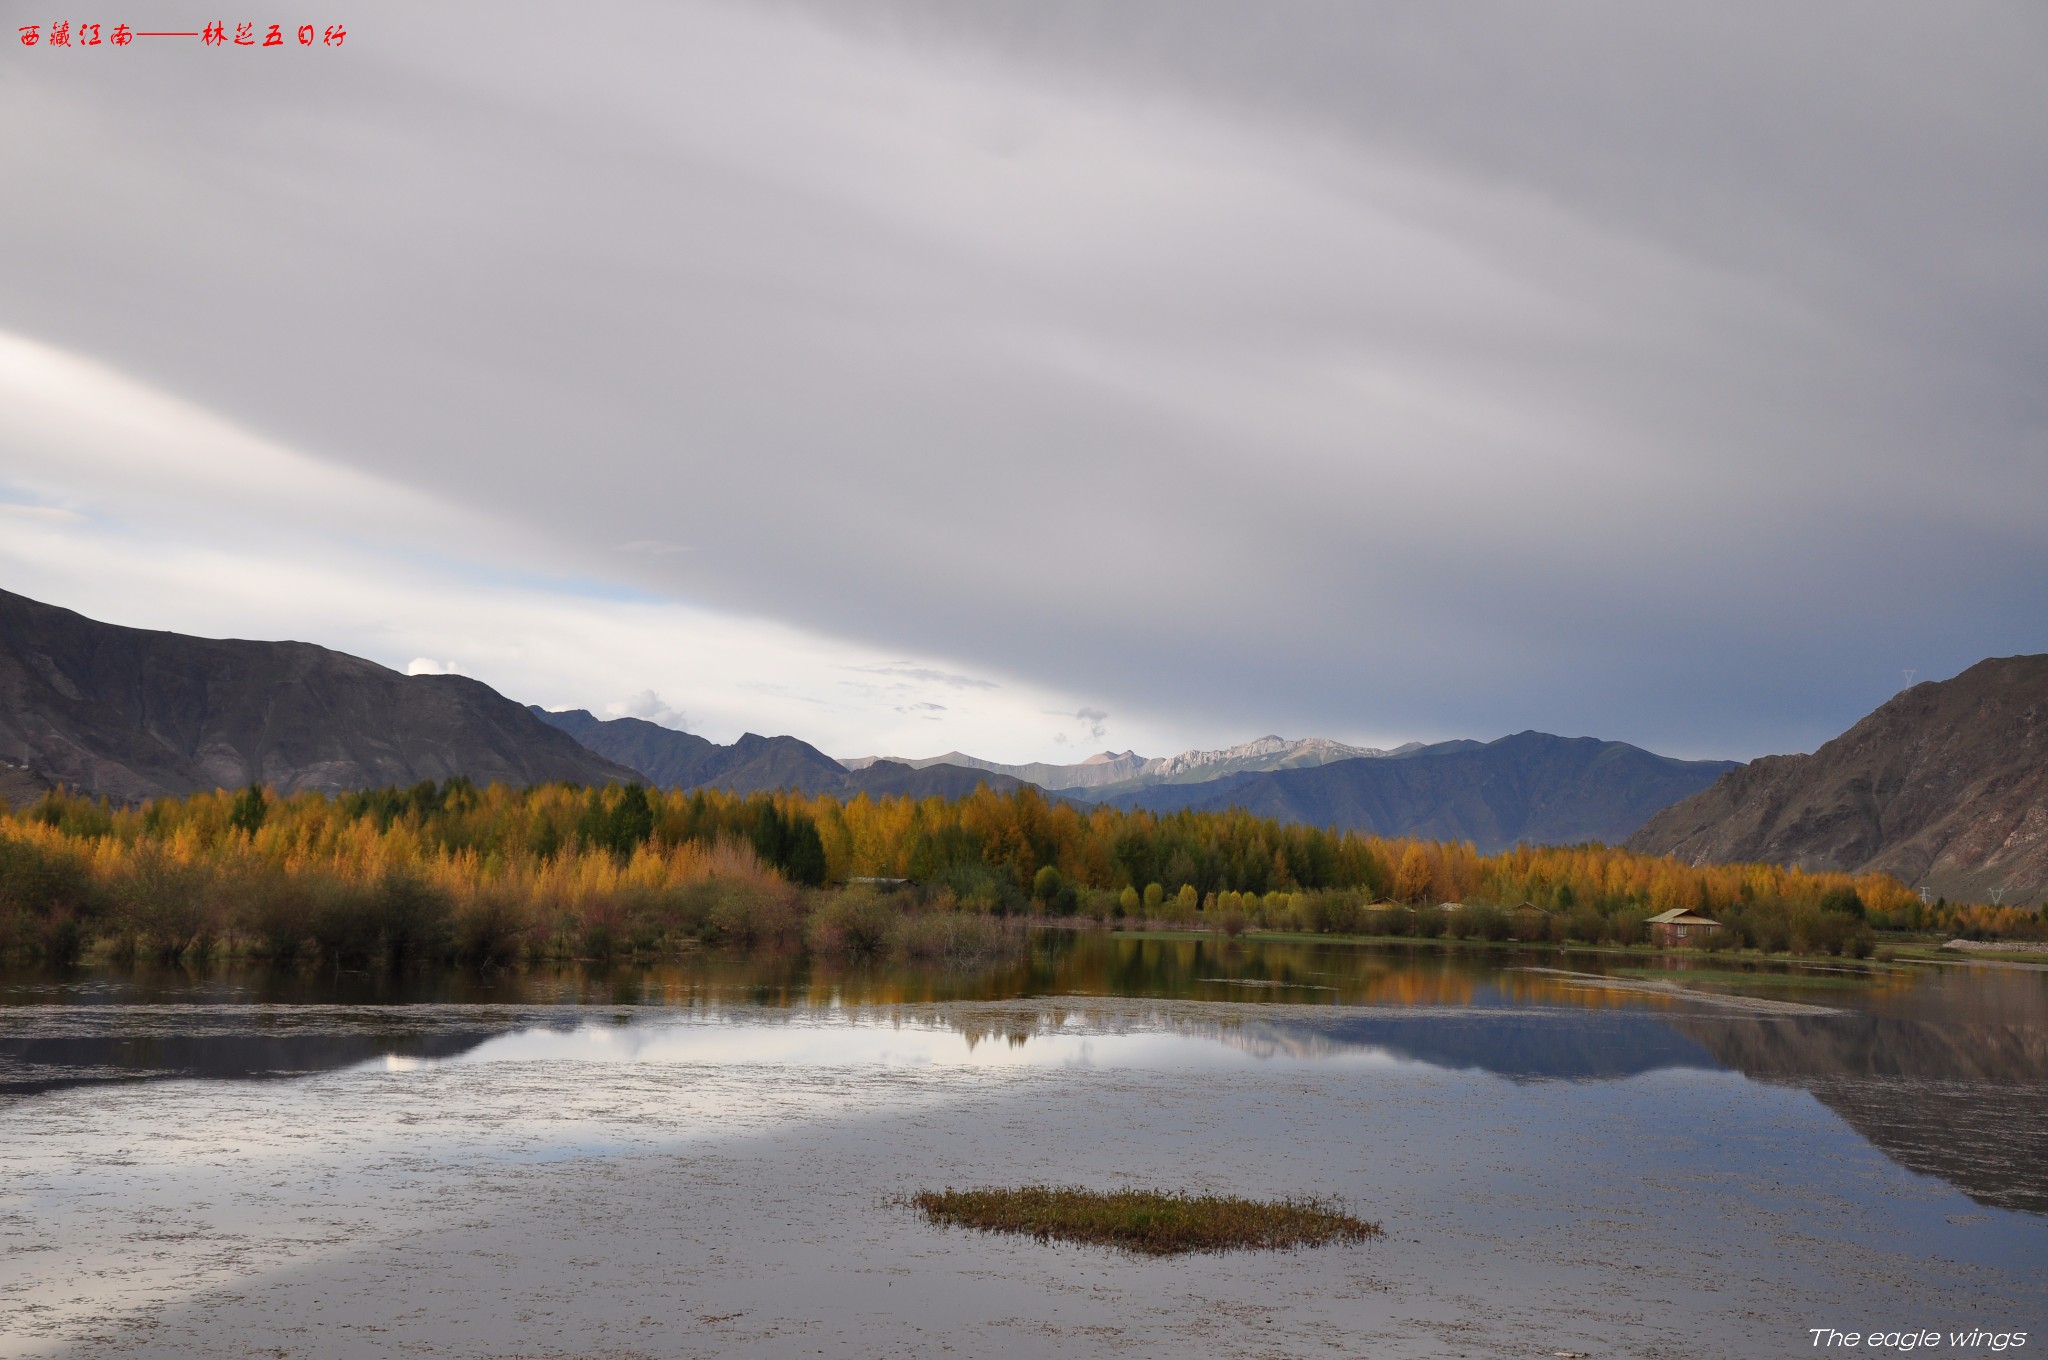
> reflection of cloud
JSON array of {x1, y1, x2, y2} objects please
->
[
  {"x1": 406, "y1": 657, "x2": 462, "y2": 676},
  {"x1": 618, "y1": 540, "x2": 695, "y2": 556},
  {"x1": 607, "y1": 689, "x2": 686, "y2": 728}
]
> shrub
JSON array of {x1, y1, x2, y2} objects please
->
[
  {"x1": 890, "y1": 910, "x2": 1020, "y2": 964},
  {"x1": 705, "y1": 879, "x2": 801, "y2": 948},
  {"x1": 453, "y1": 891, "x2": 532, "y2": 966},
  {"x1": 1366, "y1": 903, "x2": 1411, "y2": 937},
  {"x1": 375, "y1": 869, "x2": 454, "y2": 963},
  {"x1": 1566, "y1": 904, "x2": 1608, "y2": 944},
  {"x1": 1032, "y1": 865, "x2": 1061, "y2": 906},
  {"x1": 808, "y1": 886, "x2": 898, "y2": 957}
]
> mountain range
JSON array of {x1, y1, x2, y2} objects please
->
[
  {"x1": 1093, "y1": 732, "x2": 1738, "y2": 853},
  {"x1": 4, "y1": 587, "x2": 2039, "y2": 895},
  {"x1": 528, "y1": 709, "x2": 1035, "y2": 801},
  {"x1": 0, "y1": 589, "x2": 634, "y2": 801},
  {"x1": 1629, "y1": 655, "x2": 2048, "y2": 901},
  {"x1": 840, "y1": 735, "x2": 1421, "y2": 793}
]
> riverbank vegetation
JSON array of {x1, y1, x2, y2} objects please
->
[
  {"x1": 905, "y1": 1186, "x2": 1380, "y2": 1256},
  {"x1": 0, "y1": 779, "x2": 2016, "y2": 966}
]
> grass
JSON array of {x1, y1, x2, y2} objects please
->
[{"x1": 904, "y1": 1186, "x2": 1381, "y2": 1256}]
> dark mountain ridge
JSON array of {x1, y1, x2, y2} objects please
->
[
  {"x1": 1628, "y1": 654, "x2": 2048, "y2": 900},
  {"x1": 0, "y1": 589, "x2": 636, "y2": 801},
  {"x1": 1098, "y1": 731, "x2": 1738, "y2": 852},
  {"x1": 530, "y1": 708, "x2": 1037, "y2": 800}
]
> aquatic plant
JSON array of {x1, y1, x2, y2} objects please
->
[{"x1": 904, "y1": 1186, "x2": 1381, "y2": 1256}]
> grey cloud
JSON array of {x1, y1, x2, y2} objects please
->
[{"x1": 4, "y1": 0, "x2": 2043, "y2": 760}]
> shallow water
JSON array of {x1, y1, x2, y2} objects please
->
[{"x1": 2, "y1": 934, "x2": 2043, "y2": 1357}]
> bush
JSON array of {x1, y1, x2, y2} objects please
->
[
  {"x1": 453, "y1": 891, "x2": 532, "y2": 966},
  {"x1": 1566, "y1": 904, "x2": 1607, "y2": 944},
  {"x1": 1365, "y1": 903, "x2": 1411, "y2": 937},
  {"x1": 705, "y1": 879, "x2": 802, "y2": 948},
  {"x1": 231, "y1": 867, "x2": 320, "y2": 961},
  {"x1": 808, "y1": 886, "x2": 899, "y2": 957},
  {"x1": 0, "y1": 834, "x2": 102, "y2": 961},
  {"x1": 890, "y1": 910, "x2": 1019, "y2": 964},
  {"x1": 1032, "y1": 865, "x2": 1061, "y2": 906},
  {"x1": 375, "y1": 869, "x2": 454, "y2": 963}
]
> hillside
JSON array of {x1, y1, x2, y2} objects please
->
[
  {"x1": 0, "y1": 590, "x2": 636, "y2": 801},
  {"x1": 1628, "y1": 655, "x2": 2048, "y2": 900},
  {"x1": 1098, "y1": 732, "x2": 1737, "y2": 852},
  {"x1": 534, "y1": 709, "x2": 1035, "y2": 799}
]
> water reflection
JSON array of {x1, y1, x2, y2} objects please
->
[{"x1": 4, "y1": 933, "x2": 2044, "y2": 1217}]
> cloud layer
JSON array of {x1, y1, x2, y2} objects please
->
[{"x1": 3, "y1": 1, "x2": 2043, "y2": 760}]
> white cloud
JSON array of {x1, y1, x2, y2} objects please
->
[
  {"x1": 606, "y1": 689, "x2": 686, "y2": 727},
  {"x1": 0, "y1": 329, "x2": 1193, "y2": 760}
]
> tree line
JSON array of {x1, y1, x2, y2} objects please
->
[{"x1": 0, "y1": 777, "x2": 1959, "y2": 964}]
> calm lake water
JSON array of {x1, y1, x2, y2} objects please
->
[{"x1": 2, "y1": 933, "x2": 2043, "y2": 1358}]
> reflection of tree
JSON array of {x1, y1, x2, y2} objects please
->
[
  {"x1": 0, "y1": 1028, "x2": 500, "y2": 1097},
  {"x1": 1669, "y1": 1013, "x2": 2048, "y2": 1215}
]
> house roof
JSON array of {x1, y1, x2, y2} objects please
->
[{"x1": 1646, "y1": 908, "x2": 1718, "y2": 925}]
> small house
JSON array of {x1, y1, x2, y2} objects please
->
[{"x1": 1647, "y1": 908, "x2": 1722, "y2": 947}]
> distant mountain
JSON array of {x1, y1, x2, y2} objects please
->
[
  {"x1": 842, "y1": 735, "x2": 1425, "y2": 796},
  {"x1": 840, "y1": 748, "x2": 1152, "y2": 789},
  {"x1": 1097, "y1": 732, "x2": 1738, "y2": 852},
  {"x1": 1628, "y1": 655, "x2": 2048, "y2": 901},
  {"x1": 533, "y1": 709, "x2": 848, "y2": 793},
  {"x1": 0, "y1": 590, "x2": 636, "y2": 801},
  {"x1": 533, "y1": 709, "x2": 1036, "y2": 799}
]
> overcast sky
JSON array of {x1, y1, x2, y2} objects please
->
[{"x1": 3, "y1": 1, "x2": 2044, "y2": 762}]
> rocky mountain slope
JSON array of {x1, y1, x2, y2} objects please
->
[
  {"x1": 1627, "y1": 655, "x2": 2048, "y2": 900},
  {"x1": 0, "y1": 590, "x2": 636, "y2": 801},
  {"x1": 533, "y1": 708, "x2": 1035, "y2": 799},
  {"x1": 1099, "y1": 732, "x2": 1737, "y2": 852}
]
